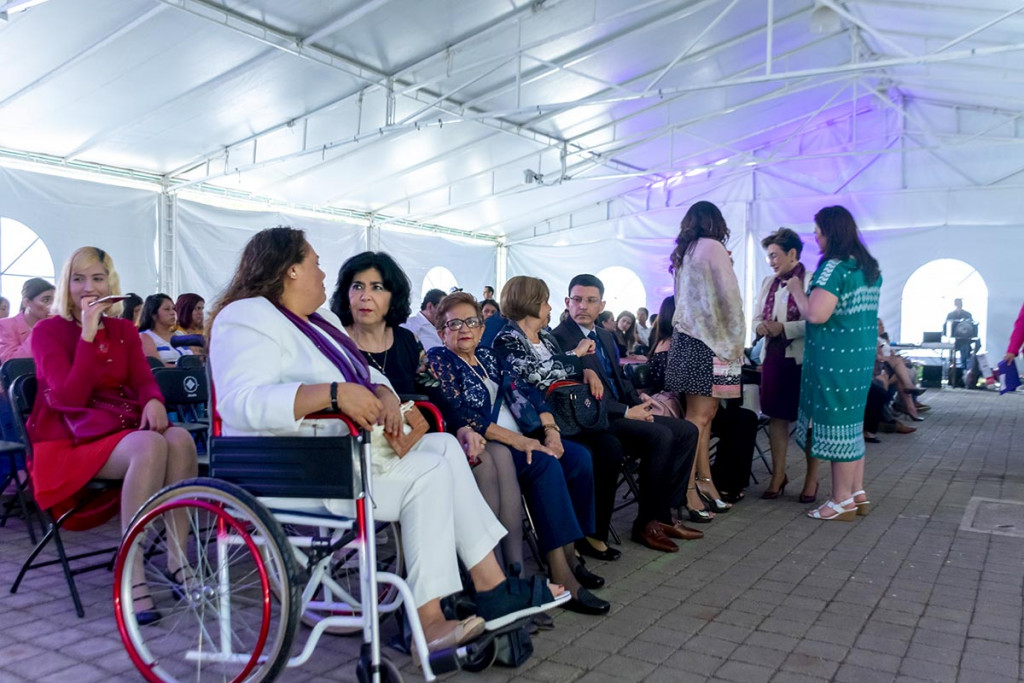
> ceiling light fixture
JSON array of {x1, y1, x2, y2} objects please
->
[{"x1": 809, "y1": 2, "x2": 841, "y2": 34}]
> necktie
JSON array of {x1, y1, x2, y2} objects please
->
[{"x1": 588, "y1": 331, "x2": 620, "y2": 400}]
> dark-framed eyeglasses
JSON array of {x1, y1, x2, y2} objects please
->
[
  {"x1": 568, "y1": 295, "x2": 602, "y2": 306},
  {"x1": 442, "y1": 316, "x2": 484, "y2": 331}
]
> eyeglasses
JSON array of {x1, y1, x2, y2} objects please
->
[
  {"x1": 442, "y1": 316, "x2": 484, "y2": 331},
  {"x1": 568, "y1": 296, "x2": 602, "y2": 306}
]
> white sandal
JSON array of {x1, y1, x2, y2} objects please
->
[
  {"x1": 807, "y1": 497, "x2": 857, "y2": 521},
  {"x1": 852, "y1": 490, "x2": 871, "y2": 516}
]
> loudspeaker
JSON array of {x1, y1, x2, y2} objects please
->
[{"x1": 921, "y1": 365, "x2": 943, "y2": 388}]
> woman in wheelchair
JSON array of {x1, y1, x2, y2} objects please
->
[
  {"x1": 331, "y1": 250, "x2": 526, "y2": 574},
  {"x1": 428, "y1": 292, "x2": 612, "y2": 616},
  {"x1": 29, "y1": 246, "x2": 199, "y2": 624},
  {"x1": 207, "y1": 227, "x2": 567, "y2": 654}
]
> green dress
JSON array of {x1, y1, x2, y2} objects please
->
[{"x1": 796, "y1": 258, "x2": 881, "y2": 462}]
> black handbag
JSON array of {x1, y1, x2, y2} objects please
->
[{"x1": 544, "y1": 380, "x2": 609, "y2": 436}]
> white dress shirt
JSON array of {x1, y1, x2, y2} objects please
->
[{"x1": 401, "y1": 310, "x2": 444, "y2": 351}]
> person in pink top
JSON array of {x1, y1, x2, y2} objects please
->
[
  {"x1": 0, "y1": 278, "x2": 55, "y2": 363},
  {"x1": 1005, "y1": 301, "x2": 1024, "y2": 364}
]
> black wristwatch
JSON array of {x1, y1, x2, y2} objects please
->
[{"x1": 330, "y1": 382, "x2": 339, "y2": 411}]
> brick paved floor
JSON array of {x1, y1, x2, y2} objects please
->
[{"x1": 0, "y1": 388, "x2": 1021, "y2": 682}]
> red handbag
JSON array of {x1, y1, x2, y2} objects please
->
[{"x1": 55, "y1": 387, "x2": 143, "y2": 445}]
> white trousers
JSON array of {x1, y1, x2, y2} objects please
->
[
  {"x1": 275, "y1": 432, "x2": 506, "y2": 607},
  {"x1": 373, "y1": 432, "x2": 506, "y2": 606}
]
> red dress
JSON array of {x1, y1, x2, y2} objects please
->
[{"x1": 28, "y1": 316, "x2": 163, "y2": 528}]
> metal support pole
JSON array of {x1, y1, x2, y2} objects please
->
[{"x1": 159, "y1": 191, "x2": 176, "y2": 295}]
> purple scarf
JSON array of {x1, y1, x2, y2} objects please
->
[
  {"x1": 762, "y1": 261, "x2": 806, "y2": 325},
  {"x1": 274, "y1": 303, "x2": 373, "y2": 390}
]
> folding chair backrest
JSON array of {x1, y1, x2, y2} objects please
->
[
  {"x1": 1, "y1": 358, "x2": 36, "y2": 393},
  {"x1": 176, "y1": 354, "x2": 204, "y2": 369},
  {"x1": 8, "y1": 374, "x2": 36, "y2": 448},
  {"x1": 153, "y1": 367, "x2": 208, "y2": 424}
]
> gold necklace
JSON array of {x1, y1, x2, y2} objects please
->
[
  {"x1": 351, "y1": 326, "x2": 389, "y2": 372},
  {"x1": 365, "y1": 347, "x2": 388, "y2": 373}
]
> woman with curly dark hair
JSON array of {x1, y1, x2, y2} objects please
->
[
  {"x1": 666, "y1": 200, "x2": 745, "y2": 521},
  {"x1": 329, "y1": 252, "x2": 419, "y2": 395}
]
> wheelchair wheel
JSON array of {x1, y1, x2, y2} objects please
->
[
  {"x1": 287, "y1": 520, "x2": 403, "y2": 636},
  {"x1": 115, "y1": 478, "x2": 301, "y2": 683}
]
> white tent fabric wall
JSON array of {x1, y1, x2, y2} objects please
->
[
  {"x1": 174, "y1": 198, "x2": 370, "y2": 304},
  {"x1": 0, "y1": 166, "x2": 159, "y2": 296},
  {"x1": 507, "y1": 190, "x2": 751, "y2": 320},
  {"x1": 374, "y1": 228, "x2": 497, "y2": 309}
]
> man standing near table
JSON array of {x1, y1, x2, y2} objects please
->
[{"x1": 944, "y1": 298, "x2": 975, "y2": 387}]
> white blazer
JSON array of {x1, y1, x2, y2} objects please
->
[
  {"x1": 751, "y1": 271, "x2": 811, "y2": 365},
  {"x1": 209, "y1": 296, "x2": 393, "y2": 438}
]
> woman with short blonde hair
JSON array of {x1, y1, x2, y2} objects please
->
[{"x1": 30, "y1": 246, "x2": 198, "y2": 624}]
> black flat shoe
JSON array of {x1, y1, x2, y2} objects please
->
[
  {"x1": 132, "y1": 583, "x2": 163, "y2": 626},
  {"x1": 574, "y1": 539, "x2": 621, "y2": 562},
  {"x1": 572, "y1": 558, "x2": 605, "y2": 590},
  {"x1": 563, "y1": 587, "x2": 610, "y2": 616},
  {"x1": 864, "y1": 435, "x2": 881, "y2": 444}
]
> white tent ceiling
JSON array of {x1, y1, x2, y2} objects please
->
[
  {"x1": 3, "y1": 0, "x2": 1023, "y2": 240},
  {"x1": 2, "y1": 0, "x2": 1024, "y2": 350}
]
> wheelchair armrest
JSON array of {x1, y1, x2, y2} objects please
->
[
  {"x1": 304, "y1": 410, "x2": 362, "y2": 436},
  {"x1": 398, "y1": 393, "x2": 429, "y2": 402},
  {"x1": 413, "y1": 401, "x2": 445, "y2": 432}
]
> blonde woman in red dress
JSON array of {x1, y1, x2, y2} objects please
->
[{"x1": 29, "y1": 247, "x2": 198, "y2": 623}]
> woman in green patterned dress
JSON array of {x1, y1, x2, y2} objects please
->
[{"x1": 786, "y1": 206, "x2": 881, "y2": 521}]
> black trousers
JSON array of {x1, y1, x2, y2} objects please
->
[
  {"x1": 608, "y1": 415, "x2": 697, "y2": 527},
  {"x1": 710, "y1": 402, "x2": 757, "y2": 494},
  {"x1": 563, "y1": 431, "x2": 624, "y2": 543},
  {"x1": 864, "y1": 380, "x2": 888, "y2": 434}
]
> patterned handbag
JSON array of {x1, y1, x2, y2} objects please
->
[{"x1": 544, "y1": 380, "x2": 609, "y2": 436}]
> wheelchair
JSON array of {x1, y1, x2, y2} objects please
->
[{"x1": 112, "y1": 401, "x2": 497, "y2": 682}]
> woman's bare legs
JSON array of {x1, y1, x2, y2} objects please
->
[
  {"x1": 766, "y1": 418, "x2": 789, "y2": 492},
  {"x1": 686, "y1": 394, "x2": 724, "y2": 501},
  {"x1": 97, "y1": 428, "x2": 198, "y2": 608}
]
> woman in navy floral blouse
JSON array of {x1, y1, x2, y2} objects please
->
[
  {"x1": 428, "y1": 293, "x2": 611, "y2": 616},
  {"x1": 491, "y1": 277, "x2": 628, "y2": 561}
]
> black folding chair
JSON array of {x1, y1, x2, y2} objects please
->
[
  {"x1": 0, "y1": 357, "x2": 41, "y2": 542},
  {"x1": 176, "y1": 354, "x2": 204, "y2": 369},
  {"x1": 8, "y1": 374, "x2": 121, "y2": 618},
  {"x1": 152, "y1": 367, "x2": 209, "y2": 471}
]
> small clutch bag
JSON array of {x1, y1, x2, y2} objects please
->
[{"x1": 383, "y1": 401, "x2": 430, "y2": 458}]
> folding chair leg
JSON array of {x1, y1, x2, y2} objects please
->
[
  {"x1": 11, "y1": 520, "x2": 58, "y2": 595},
  {"x1": 50, "y1": 522, "x2": 86, "y2": 618}
]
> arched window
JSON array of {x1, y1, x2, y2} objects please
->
[
  {"x1": 900, "y1": 259, "x2": 988, "y2": 345},
  {"x1": 595, "y1": 266, "x2": 647, "y2": 319},
  {"x1": 1, "y1": 217, "x2": 56, "y2": 313},
  {"x1": 421, "y1": 266, "x2": 458, "y2": 300}
]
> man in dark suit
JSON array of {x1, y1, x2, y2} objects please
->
[{"x1": 552, "y1": 274, "x2": 702, "y2": 552}]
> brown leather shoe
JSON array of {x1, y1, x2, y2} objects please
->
[
  {"x1": 631, "y1": 520, "x2": 679, "y2": 553},
  {"x1": 894, "y1": 421, "x2": 916, "y2": 434},
  {"x1": 658, "y1": 521, "x2": 704, "y2": 541}
]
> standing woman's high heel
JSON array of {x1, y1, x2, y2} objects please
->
[
  {"x1": 683, "y1": 488, "x2": 713, "y2": 523},
  {"x1": 696, "y1": 477, "x2": 732, "y2": 513}
]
